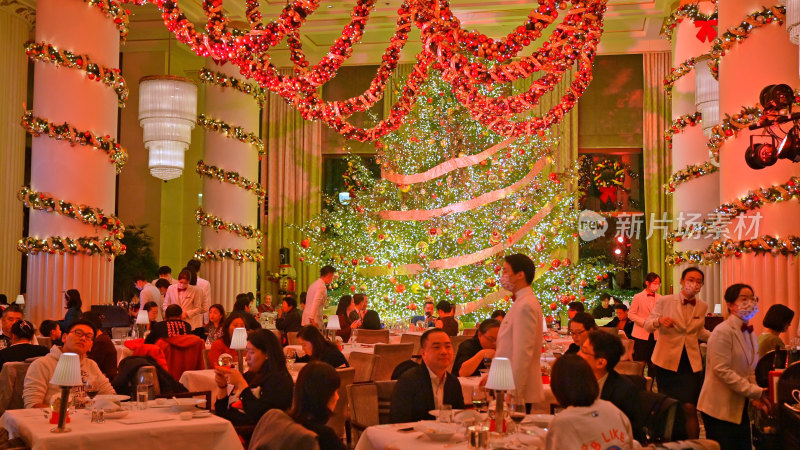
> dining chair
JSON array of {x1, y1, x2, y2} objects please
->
[
  {"x1": 36, "y1": 336, "x2": 52, "y2": 349},
  {"x1": 287, "y1": 331, "x2": 300, "y2": 345},
  {"x1": 462, "y1": 328, "x2": 477, "y2": 337},
  {"x1": 327, "y1": 367, "x2": 355, "y2": 442},
  {"x1": 111, "y1": 327, "x2": 131, "y2": 340},
  {"x1": 448, "y1": 335, "x2": 471, "y2": 371},
  {"x1": 616, "y1": 360, "x2": 646, "y2": 377},
  {"x1": 347, "y1": 383, "x2": 379, "y2": 445},
  {"x1": 355, "y1": 329, "x2": 390, "y2": 344},
  {"x1": 156, "y1": 390, "x2": 212, "y2": 411},
  {"x1": 375, "y1": 380, "x2": 397, "y2": 424},
  {"x1": 372, "y1": 343, "x2": 414, "y2": 381},
  {"x1": 348, "y1": 352, "x2": 377, "y2": 383},
  {"x1": 0, "y1": 362, "x2": 31, "y2": 415},
  {"x1": 249, "y1": 409, "x2": 320, "y2": 450},
  {"x1": 399, "y1": 333, "x2": 421, "y2": 355}
]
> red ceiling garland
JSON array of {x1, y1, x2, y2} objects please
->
[{"x1": 121, "y1": 0, "x2": 608, "y2": 142}]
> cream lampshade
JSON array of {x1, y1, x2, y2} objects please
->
[
  {"x1": 50, "y1": 353, "x2": 82, "y2": 386},
  {"x1": 135, "y1": 308, "x2": 150, "y2": 325},
  {"x1": 327, "y1": 315, "x2": 341, "y2": 330},
  {"x1": 485, "y1": 357, "x2": 515, "y2": 391},
  {"x1": 230, "y1": 328, "x2": 248, "y2": 350},
  {"x1": 14, "y1": 295, "x2": 24, "y2": 305}
]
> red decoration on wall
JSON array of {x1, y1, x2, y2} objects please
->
[{"x1": 694, "y1": 19, "x2": 718, "y2": 42}]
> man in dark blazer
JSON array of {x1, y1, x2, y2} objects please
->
[
  {"x1": 276, "y1": 296, "x2": 302, "y2": 337},
  {"x1": 580, "y1": 330, "x2": 644, "y2": 441},
  {"x1": 390, "y1": 328, "x2": 465, "y2": 423}
]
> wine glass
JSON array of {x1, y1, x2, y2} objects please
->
[
  {"x1": 508, "y1": 392, "x2": 526, "y2": 435},
  {"x1": 284, "y1": 347, "x2": 297, "y2": 370},
  {"x1": 472, "y1": 386, "x2": 488, "y2": 413},
  {"x1": 85, "y1": 381, "x2": 99, "y2": 400}
]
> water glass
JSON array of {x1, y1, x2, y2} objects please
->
[
  {"x1": 467, "y1": 425, "x2": 490, "y2": 449},
  {"x1": 284, "y1": 347, "x2": 297, "y2": 370},
  {"x1": 472, "y1": 386, "x2": 489, "y2": 413},
  {"x1": 136, "y1": 385, "x2": 149, "y2": 410},
  {"x1": 439, "y1": 404, "x2": 453, "y2": 423}
]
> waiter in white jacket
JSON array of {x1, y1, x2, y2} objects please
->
[
  {"x1": 698, "y1": 283, "x2": 771, "y2": 450},
  {"x1": 628, "y1": 272, "x2": 661, "y2": 372},
  {"x1": 302, "y1": 265, "x2": 336, "y2": 329},
  {"x1": 495, "y1": 253, "x2": 544, "y2": 410}
]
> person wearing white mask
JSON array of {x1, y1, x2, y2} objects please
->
[
  {"x1": 494, "y1": 253, "x2": 544, "y2": 411},
  {"x1": 135, "y1": 274, "x2": 163, "y2": 321},
  {"x1": 628, "y1": 272, "x2": 661, "y2": 372},
  {"x1": 644, "y1": 267, "x2": 710, "y2": 439},
  {"x1": 697, "y1": 283, "x2": 771, "y2": 450}
]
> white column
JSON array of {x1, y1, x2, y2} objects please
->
[
  {"x1": 24, "y1": 0, "x2": 120, "y2": 326},
  {"x1": 0, "y1": 7, "x2": 32, "y2": 300},
  {"x1": 668, "y1": 0, "x2": 721, "y2": 305},
  {"x1": 718, "y1": 0, "x2": 800, "y2": 336},
  {"x1": 199, "y1": 61, "x2": 260, "y2": 311}
]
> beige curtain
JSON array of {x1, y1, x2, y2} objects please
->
[
  {"x1": 0, "y1": 9, "x2": 31, "y2": 297},
  {"x1": 261, "y1": 69, "x2": 323, "y2": 303},
  {"x1": 513, "y1": 69, "x2": 579, "y2": 261},
  {"x1": 643, "y1": 52, "x2": 673, "y2": 288}
]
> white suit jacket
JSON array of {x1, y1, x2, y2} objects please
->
[
  {"x1": 495, "y1": 286, "x2": 544, "y2": 403},
  {"x1": 196, "y1": 276, "x2": 211, "y2": 321},
  {"x1": 629, "y1": 290, "x2": 659, "y2": 340},
  {"x1": 302, "y1": 278, "x2": 327, "y2": 329},
  {"x1": 697, "y1": 314, "x2": 762, "y2": 424},
  {"x1": 644, "y1": 292, "x2": 710, "y2": 372},
  {"x1": 163, "y1": 284, "x2": 203, "y2": 328}
]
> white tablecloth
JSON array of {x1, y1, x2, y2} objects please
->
[
  {"x1": 354, "y1": 421, "x2": 545, "y2": 450},
  {"x1": 180, "y1": 364, "x2": 307, "y2": 408},
  {"x1": 458, "y1": 377, "x2": 556, "y2": 411},
  {"x1": 286, "y1": 344, "x2": 376, "y2": 361},
  {"x1": 0, "y1": 404, "x2": 240, "y2": 450}
]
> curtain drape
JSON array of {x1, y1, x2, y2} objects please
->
[
  {"x1": 262, "y1": 69, "x2": 323, "y2": 304},
  {"x1": 643, "y1": 52, "x2": 673, "y2": 288},
  {"x1": 0, "y1": 10, "x2": 31, "y2": 297},
  {"x1": 513, "y1": 69, "x2": 579, "y2": 261}
]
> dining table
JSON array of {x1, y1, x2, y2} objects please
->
[
  {"x1": 0, "y1": 402, "x2": 241, "y2": 450},
  {"x1": 179, "y1": 363, "x2": 307, "y2": 408}
]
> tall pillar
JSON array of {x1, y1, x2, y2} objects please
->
[
  {"x1": 0, "y1": 6, "x2": 32, "y2": 299},
  {"x1": 197, "y1": 61, "x2": 261, "y2": 311},
  {"x1": 717, "y1": 0, "x2": 800, "y2": 336},
  {"x1": 23, "y1": 0, "x2": 121, "y2": 326},
  {"x1": 668, "y1": 0, "x2": 722, "y2": 305}
]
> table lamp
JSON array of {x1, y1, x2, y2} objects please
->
[
  {"x1": 50, "y1": 353, "x2": 82, "y2": 433},
  {"x1": 15, "y1": 295, "x2": 24, "y2": 315},
  {"x1": 230, "y1": 327, "x2": 248, "y2": 373},
  {"x1": 326, "y1": 315, "x2": 340, "y2": 342},
  {"x1": 713, "y1": 303, "x2": 722, "y2": 315},
  {"x1": 485, "y1": 357, "x2": 515, "y2": 434},
  {"x1": 135, "y1": 308, "x2": 150, "y2": 339}
]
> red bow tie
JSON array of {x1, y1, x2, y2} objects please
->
[
  {"x1": 741, "y1": 324, "x2": 754, "y2": 333},
  {"x1": 682, "y1": 298, "x2": 696, "y2": 306},
  {"x1": 646, "y1": 293, "x2": 655, "y2": 297}
]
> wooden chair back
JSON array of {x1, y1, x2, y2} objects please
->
[
  {"x1": 327, "y1": 367, "x2": 355, "y2": 440},
  {"x1": 372, "y1": 343, "x2": 414, "y2": 381},
  {"x1": 375, "y1": 380, "x2": 397, "y2": 424},
  {"x1": 400, "y1": 333, "x2": 421, "y2": 355},
  {"x1": 346, "y1": 383, "x2": 379, "y2": 445},
  {"x1": 616, "y1": 360, "x2": 645, "y2": 377},
  {"x1": 37, "y1": 336, "x2": 52, "y2": 348},
  {"x1": 462, "y1": 328, "x2": 477, "y2": 337},
  {"x1": 349, "y1": 352, "x2": 377, "y2": 383},
  {"x1": 0, "y1": 362, "x2": 31, "y2": 414},
  {"x1": 287, "y1": 331, "x2": 300, "y2": 345},
  {"x1": 355, "y1": 329, "x2": 390, "y2": 344}
]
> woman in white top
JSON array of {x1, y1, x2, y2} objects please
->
[
  {"x1": 628, "y1": 272, "x2": 660, "y2": 370},
  {"x1": 546, "y1": 354, "x2": 634, "y2": 450}
]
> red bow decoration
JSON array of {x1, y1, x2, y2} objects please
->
[
  {"x1": 598, "y1": 186, "x2": 617, "y2": 203},
  {"x1": 741, "y1": 323, "x2": 754, "y2": 333},
  {"x1": 695, "y1": 20, "x2": 718, "y2": 43}
]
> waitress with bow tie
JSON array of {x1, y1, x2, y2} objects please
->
[
  {"x1": 697, "y1": 284, "x2": 772, "y2": 450},
  {"x1": 644, "y1": 267, "x2": 711, "y2": 439},
  {"x1": 629, "y1": 272, "x2": 661, "y2": 371}
]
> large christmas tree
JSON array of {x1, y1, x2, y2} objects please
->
[{"x1": 294, "y1": 71, "x2": 613, "y2": 321}]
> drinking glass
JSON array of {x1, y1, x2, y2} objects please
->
[
  {"x1": 85, "y1": 381, "x2": 98, "y2": 400},
  {"x1": 137, "y1": 371, "x2": 154, "y2": 409},
  {"x1": 284, "y1": 347, "x2": 297, "y2": 370},
  {"x1": 439, "y1": 404, "x2": 453, "y2": 423},
  {"x1": 472, "y1": 386, "x2": 489, "y2": 413},
  {"x1": 508, "y1": 392, "x2": 526, "y2": 434}
]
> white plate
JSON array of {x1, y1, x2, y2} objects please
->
[
  {"x1": 522, "y1": 414, "x2": 554, "y2": 427},
  {"x1": 413, "y1": 421, "x2": 459, "y2": 442},
  {"x1": 94, "y1": 395, "x2": 129, "y2": 402},
  {"x1": 192, "y1": 411, "x2": 212, "y2": 419},
  {"x1": 103, "y1": 410, "x2": 130, "y2": 420},
  {"x1": 428, "y1": 409, "x2": 464, "y2": 417},
  {"x1": 148, "y1": 398, "x2": 173, "y2": 408}
]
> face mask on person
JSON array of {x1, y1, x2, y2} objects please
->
[
  {"x1": 735, "y1": 299, "x2": 759, "y2": 322},
  {"x1": 499, "y1": 274, "x2": 515, "y2": 292}
]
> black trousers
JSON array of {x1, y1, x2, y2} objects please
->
[
  {"x1": 701, "y1": 402, "x2": 751, "y2": 450},
  {"x1": 633, "y1": 335, "x2": 656, "y2": 374}
]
